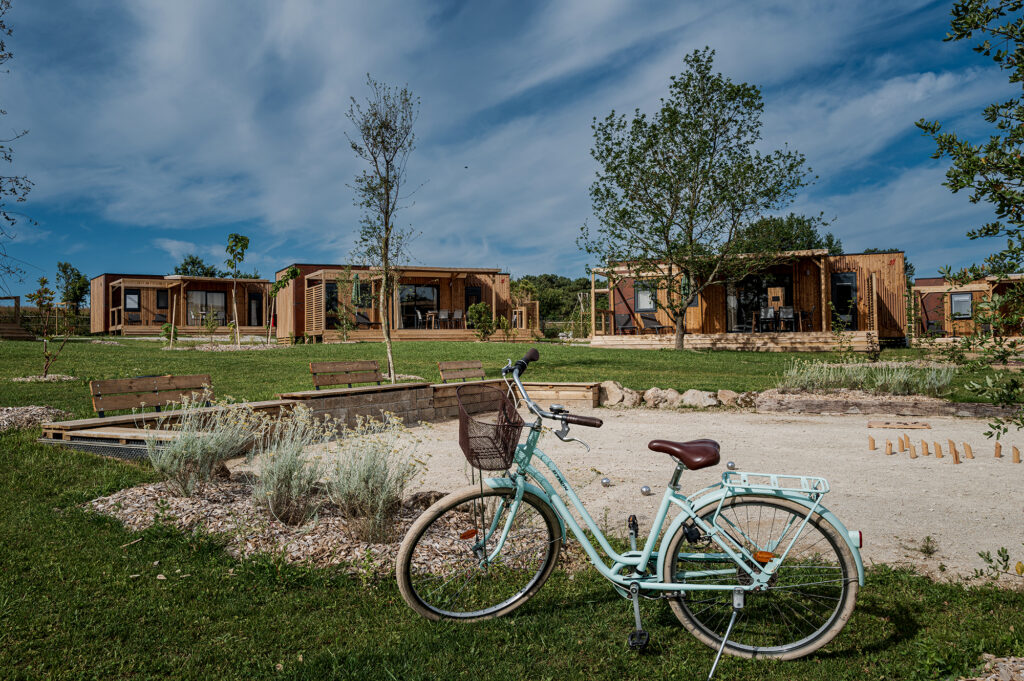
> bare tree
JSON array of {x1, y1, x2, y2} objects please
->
[
  {"x1": 0, "y1": 0, "x2": 33, "y2": 292},
  {"x1": 347, "y1": 75, "x2": 419, "y2": 382}
]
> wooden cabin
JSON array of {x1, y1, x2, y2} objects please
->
[
  {"x1": 273, "y1": 264, "x2": 540, "y2": 343},
  {"x1": 590, "y1": 250, "x2": 908, "y2": 351},
  {"x1": 90, "y1": 273, "x2": 272, "y2": 336},
  {"x1": 913, "y1": 274, "x2": 1024, "y2": 338}
]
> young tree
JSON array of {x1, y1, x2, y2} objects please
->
[
  {"x1": 25, "y1": 277, "x2": 70, "y2": 377},
  {"x1": 224, "y1": 233, "x2": 249, "y2": 347},
  {"x1": 56, "y1": 261, "x2": 89, "y2": 313},
  {"x1": 172, "y1": 254, "x2": 223, "y2": 278},
  {"x1": 580, "y1": 48, "x2": 814, "y2": 349},
  {"x1": 0, "y1": 0, "x2": 33, "y2": 292},
  {"x1": 347, "y1": 75, "x2": 419, "y2": 382}
]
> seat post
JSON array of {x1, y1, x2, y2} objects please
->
[{"x1": 668, "y1": 463, "x2": 685, "y2": 490}]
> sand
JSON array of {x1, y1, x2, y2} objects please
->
[{"x1": 399, "y1": 407, "x2": 1024, "y2": 580}]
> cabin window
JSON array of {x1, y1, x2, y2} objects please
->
[
  {"x1": 124, "y1": 289, "x2": 140, "y2": 311},
  {"x1": 186, "y1": 290, "x2": 227, "y2": 325},
  {"x1": 156, "y1": 290, "x2": 168, "y2": 309},
  {"x1": 635, "y1": 284, "x2": 656, "y2": 312},
  {"x1": 951, "y1": 293, "x2": 973, "y2": 319},
  {"x1": 680, "y1": 277, "x2": 699, "y2": 308},
  {"x1": 399, "y1": 284, "x2": 439, "y2": 329}
]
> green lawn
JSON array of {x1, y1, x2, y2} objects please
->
[
  {"x1": 0, "y1": 338, "x2": 990, "y2": 418},
  {"x1": 0, "y1": 428, "x2": 1022, "y2": 680}
]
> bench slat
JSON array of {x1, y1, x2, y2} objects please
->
[
  {"x1": 312, "y1": 371, "x2": 382, "y2": 387},
  {"x1": 438, "y1": 360, "x2": 485, "y2": 383},
  {"x1": 90, "y1": 374, "x2": 211, "y2": 396},
  {"x1": 92, "y1": 388, "x2": 210, "y2": 413},
  {"x1": 438, "y1": 360, "x2": 483, "y2": 371},
  {"x1": 440, "y1": 368, "x2": 486, "y2": 381}
]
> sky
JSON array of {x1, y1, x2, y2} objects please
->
[{"x1": 0, "y1": 0, "x2": 1016, "y2": 298}]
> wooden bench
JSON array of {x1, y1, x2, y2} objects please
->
[
  {"x1": 89, "y1": 374, "x2": 213, "y2": 417},
  {"x1": 438, "y1": 360, "x2": 486, "y2": 383},
  {"x1": 310, "y1": 360, "x2": 383, "y2": 390}
]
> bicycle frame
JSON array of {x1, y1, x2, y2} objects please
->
[{"x1": 483, "y1": 425, "x2": 865, "y2": 593}]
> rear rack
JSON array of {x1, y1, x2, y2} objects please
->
[{"x1": 722, "y1": 471, "x2": 830, "y2": 495}]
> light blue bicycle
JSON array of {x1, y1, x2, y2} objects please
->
[{"x1": 397, "y1": 349, "x2": 863, "y2": 668}]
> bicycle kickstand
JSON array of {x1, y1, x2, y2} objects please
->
[
  {"x1": 626, "y1": 582, "x2": 649, "y2": 651},
  {"x1": 706, "y1": 588, "x2": 744, "y2": 681}
]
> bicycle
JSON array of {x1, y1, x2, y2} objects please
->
[{"x1": 396, "y1": 348, "x2": 863, "y2": 674}]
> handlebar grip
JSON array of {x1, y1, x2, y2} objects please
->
[
  {"x1": 513, "y1": 348, "x2": 541, "y2": 377},
  {"x1": 565, "y1": 414, "x2": 603, "y2": 428}
]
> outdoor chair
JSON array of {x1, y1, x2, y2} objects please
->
[
  {"x1": 125, "y1": 312, "x2": 141, "y2": 325},
  {"x1": 438, "y1": 309, "x2": 450, "y2": 329},
  {"x1": 778, "y1": 306, "x2": 796, "y2": 332},
  {"x1": 800, "y1": 305, "x2": 816, "y2": 332},
  {"x1": 154, "y1": 313, "x2": 167, "y2": 324},
  {"x1": 452, "y1": 309, "x2": 464, "y2": 328},
  {"x1": 640, "y1": 313, "x2": 668, "y2": 335},
  {"x1": 415, "y1": 309, "x2": 424, "y2": 329},
  {"x1": 353, "y1": 311, "x2": 380, "y2": 329},
  {"x1": 614, "y1": 313, "x2": 637, "y2": 335},
  {"x1": 757, "y1": 306, "x2": 776, "y2": 332}
]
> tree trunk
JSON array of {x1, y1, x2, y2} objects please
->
[
  {"x1": 267, "y1": 296, "x2": 275, "y2": 345},
  {"x1": 674, "y1": 315, "x2": 686, "y2": 350},
  {"x1": 380, "y1": 272, "x2": 396, "y2": 384},
  {"x1": 231, "y1": 283, "x2": 240, "y2": 347}
]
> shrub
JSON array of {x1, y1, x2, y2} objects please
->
[
  {"x1": 777, "y1": 360, "x2": 955, "y2": 397},
  {"x1": 327, "y1": 413, "x2": 421, "y2": 542},
  {"x1": 466, "y1": 302, "x2": 494, "y2": 341},
  {"x1": 146, "y1": 393, "x2": 268, "y2": 496},
  {"x1": 250, "y1": 406, "x2": 336, "y2": 525}
]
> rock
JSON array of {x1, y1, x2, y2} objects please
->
[
  {"x1": 620, "y1": 388, "x2": 642, "y2": 408},
  {"x1": 643, "y1": 387, "x2": 670, "y2": 408},
  {"x1": 717, "y1": 389, "x2": 739, "y2": 407},
  {"x1": 736, "y1": 391, "x2": 758, "y2": 408},
  {"x1": 403, "y1": 490, "x2": 446, "y2": 510},
  {"x1": 599, "y1": 381, "x2": 624, "y2": 406},
  {"x1": 681, "y1": 389, "x2": 719, "y2": 408},
  {"x1": 660, "y1": 388, "x2": 682, "y2": 409}
]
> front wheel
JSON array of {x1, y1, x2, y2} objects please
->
[
  {"x1": 661, "y1": 495, "x2": 858, "y2": 660},
  {"x1": 396, "y1": 484, "x2": 562, "y2": 621}
]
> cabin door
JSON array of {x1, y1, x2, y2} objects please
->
[
  {"x1": 248, "y1": 292, "x2": 263, "y2": 327},
  {"x1": 830, "y1": 272, "x2": 858, "y2": 329}
]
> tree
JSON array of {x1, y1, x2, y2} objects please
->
[
  {"x1": 55, "y1": 261, "x2": 89, "y2": 313},
  {"x1": 917, "y1": 0, "x2": 1024, "y2": 435},
  {"x1": 0, "y1": 1, "x2": 33, "y2": 292},
  {"x1": 25, "y1": 277, "x2": 70, "y2": 377},
  {"x1": 580, "y1": 48, "x2": 814, "y2": 349},
  {"x1": 224, "y1": 233, "x2": 249, "y2": 347},
  {"x1": 348, "y1": 75, "x2": 419, "y2": 382},
  {"x1": 172, "y1": 254, "x2": 223, "y2": 278},
  {"x1": 738, "y1": 213, "x2": 843, "y2": 255}
]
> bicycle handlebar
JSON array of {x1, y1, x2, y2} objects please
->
[
  {"x1": 504, "y1": 348, "x2": 603, "y2": 430},
  {"x1": 565, "y1": 414, "x2": 603, "y2": 428}
]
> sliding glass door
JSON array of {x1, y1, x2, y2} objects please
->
[
  {"x1": 186, "y1": 290, "x2": 227, "y2": 325},
  {"x1": 398, "y1": 284, "x2": 438, "y2": 329}
]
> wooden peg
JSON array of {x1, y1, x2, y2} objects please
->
[
  {"x1": 885, "y1": 440, "x2": 893, "y2": 455},
  {"x1": 908, "y1": 442, "x2": 918, "y2": 459},
  {"x1": 934, "y1": 442, "x2": 943, "y2": 459},
  {"x1": 868, "y1": 435, "x2": 876, "y2": 451},
  {"x1": 995, "y1": 442, "x2": 1003, "y2": 458},
  {"x1": 904, "y1": 434, "x2": 912, "y2": 449},
  {"x1": 922, "y1": 440, "x2": 930, "y2": 456},
  {"x1": 948, "y1": 440, "x2": 957, "y2": 457},
  {"x1": 897, "y1": 437, "x2": 906, "y2": 453},
  {"x1": 1014, "y1": 446, "x2": 1021, "y2": 464},
  {"x1": 952, "y1": 447, "x2": 961, "y2": 465},
  {"x1": 964, "y1": 443, "x2": 974, "y2": 459}
]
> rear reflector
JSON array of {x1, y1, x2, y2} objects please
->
[
  {"x1": 753, "y1": 550, "x2": 775, "y2": 563},
  {"x1": 848, "y1": 530, "x2": 863, "y2": 548},
  {"x1": 459, "y1": 529, "x2": 478, "y2": 541}
]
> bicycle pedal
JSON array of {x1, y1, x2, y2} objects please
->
[{"x1": 627, "y1": 629, "x2": 650, "y2": 651}]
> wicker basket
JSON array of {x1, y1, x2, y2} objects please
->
[{"x1": 457, "y1": 384, "x2": 525, "y2": 471}]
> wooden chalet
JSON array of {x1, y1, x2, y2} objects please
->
[
  {"x1": 590, "y1": 250, "x2": 908, "y2": 351},
  {"x1": 90, "y1": 273, "x2": 271, "y2": 336},
  {"x1": 273, "y1": 264, "x2": 540, "y2": 343},
  {"x1": 913, "y1": 274, "x2": 1024, "y2": 338}
]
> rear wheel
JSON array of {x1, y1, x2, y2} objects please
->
[
  {"x1": 661, "y1": 496, "x2": 858, "y2": 660},
  {"x1": 396, "y1": 485, "x2": 561, "y2": 621}
]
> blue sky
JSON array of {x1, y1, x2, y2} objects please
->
[{"x1": 0, "y1": 0, "x2": 1014, "y2": 297}]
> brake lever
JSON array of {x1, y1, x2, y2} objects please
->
[{"x1": 554, "y1": 418, "x2": 590, "y2": 452}]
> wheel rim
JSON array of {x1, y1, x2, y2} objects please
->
[
  {"x1": 669, "y1": 499, "x2": 851, "y2": 654},
  {"x1": 405, "y1": 491, "x2": 557, "y2": 618}
]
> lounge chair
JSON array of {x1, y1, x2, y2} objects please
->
[
  {"x1": 640, "y1": 313, "x2": 668, "y2": 335},
  {"x1": 353, "y1": 311, "x2": 381, "y2": 329},
  {"x1": 614, "y1": 313, "x2": 637, "y2": 335}
]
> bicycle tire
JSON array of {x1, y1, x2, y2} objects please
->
[
  {"x1": 396, "y1": 484, "x2": 562, "y2": 621},
  {"x1": 660, "y1": 495, "x2": 858, "y2": 660}
]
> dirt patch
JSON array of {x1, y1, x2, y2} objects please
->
[
  {"x1": 9, "y1": 374, "x2": 78, "y2": 383},
  {"x1": 161, "y1": 344, "x2": 280, "y2": 352},
  {"x1": 0, "y1": 405, "x2": 73, "y2": 432},
  {"x1": 90, "y1": 340, "x2": 123, "y2": 346},
  {"x1": 757, "y1": 388, "x2": 1016, "y2": 418}
]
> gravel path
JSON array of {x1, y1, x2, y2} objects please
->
[{"x1": 397, "y1": 407, "x2": 1024, "y2": 580}]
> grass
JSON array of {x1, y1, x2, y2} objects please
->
[
  {"x1": 1, "y1": 427, "x2": 1022, "y2": 680},
  {"x1": 0, "y1": 338, "x2": 999, "y2": 418},
  {"x1": 778, "y1": 361, "x2": 957, "y2": 397}
]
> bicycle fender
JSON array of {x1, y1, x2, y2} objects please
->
[
  {"x1": 484, "y1": 477, "x2": 566, "y2": 540},
  {"x1": 660, "y1": 489, "x2": 865, "y2": 586}
]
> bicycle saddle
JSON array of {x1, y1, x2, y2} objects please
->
[{"x1": 648, "y1": 439, "x2": 720, "y2": 470}]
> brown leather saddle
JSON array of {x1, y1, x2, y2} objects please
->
[{"x1": 648, "y1": 438, "x2": 721, "y2": 470}]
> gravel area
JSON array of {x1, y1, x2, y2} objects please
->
[
  {"x1": 959, "y1": 654, "x2": 1024, "y2": 681},
  {"x1": 161, "y1": 343, "x2": 280, "y2": 352},
  {"x1": 0, "y1": 405, "x2": 73, "y2": 432},
  {"x1": 10, "y1": 374, "x2": 78, "y2": 383}
]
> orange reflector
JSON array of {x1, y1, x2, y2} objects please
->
[
  {"x1": 459, "y1": 529, "x2": 478, "y2": 540},
  {"x1": 754, "y1": 551, "x2": 775, "y2": 563}
]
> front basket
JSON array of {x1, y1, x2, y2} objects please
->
[{"x1": 457, "y1": 384, "x2": 525, "y2": 471}]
